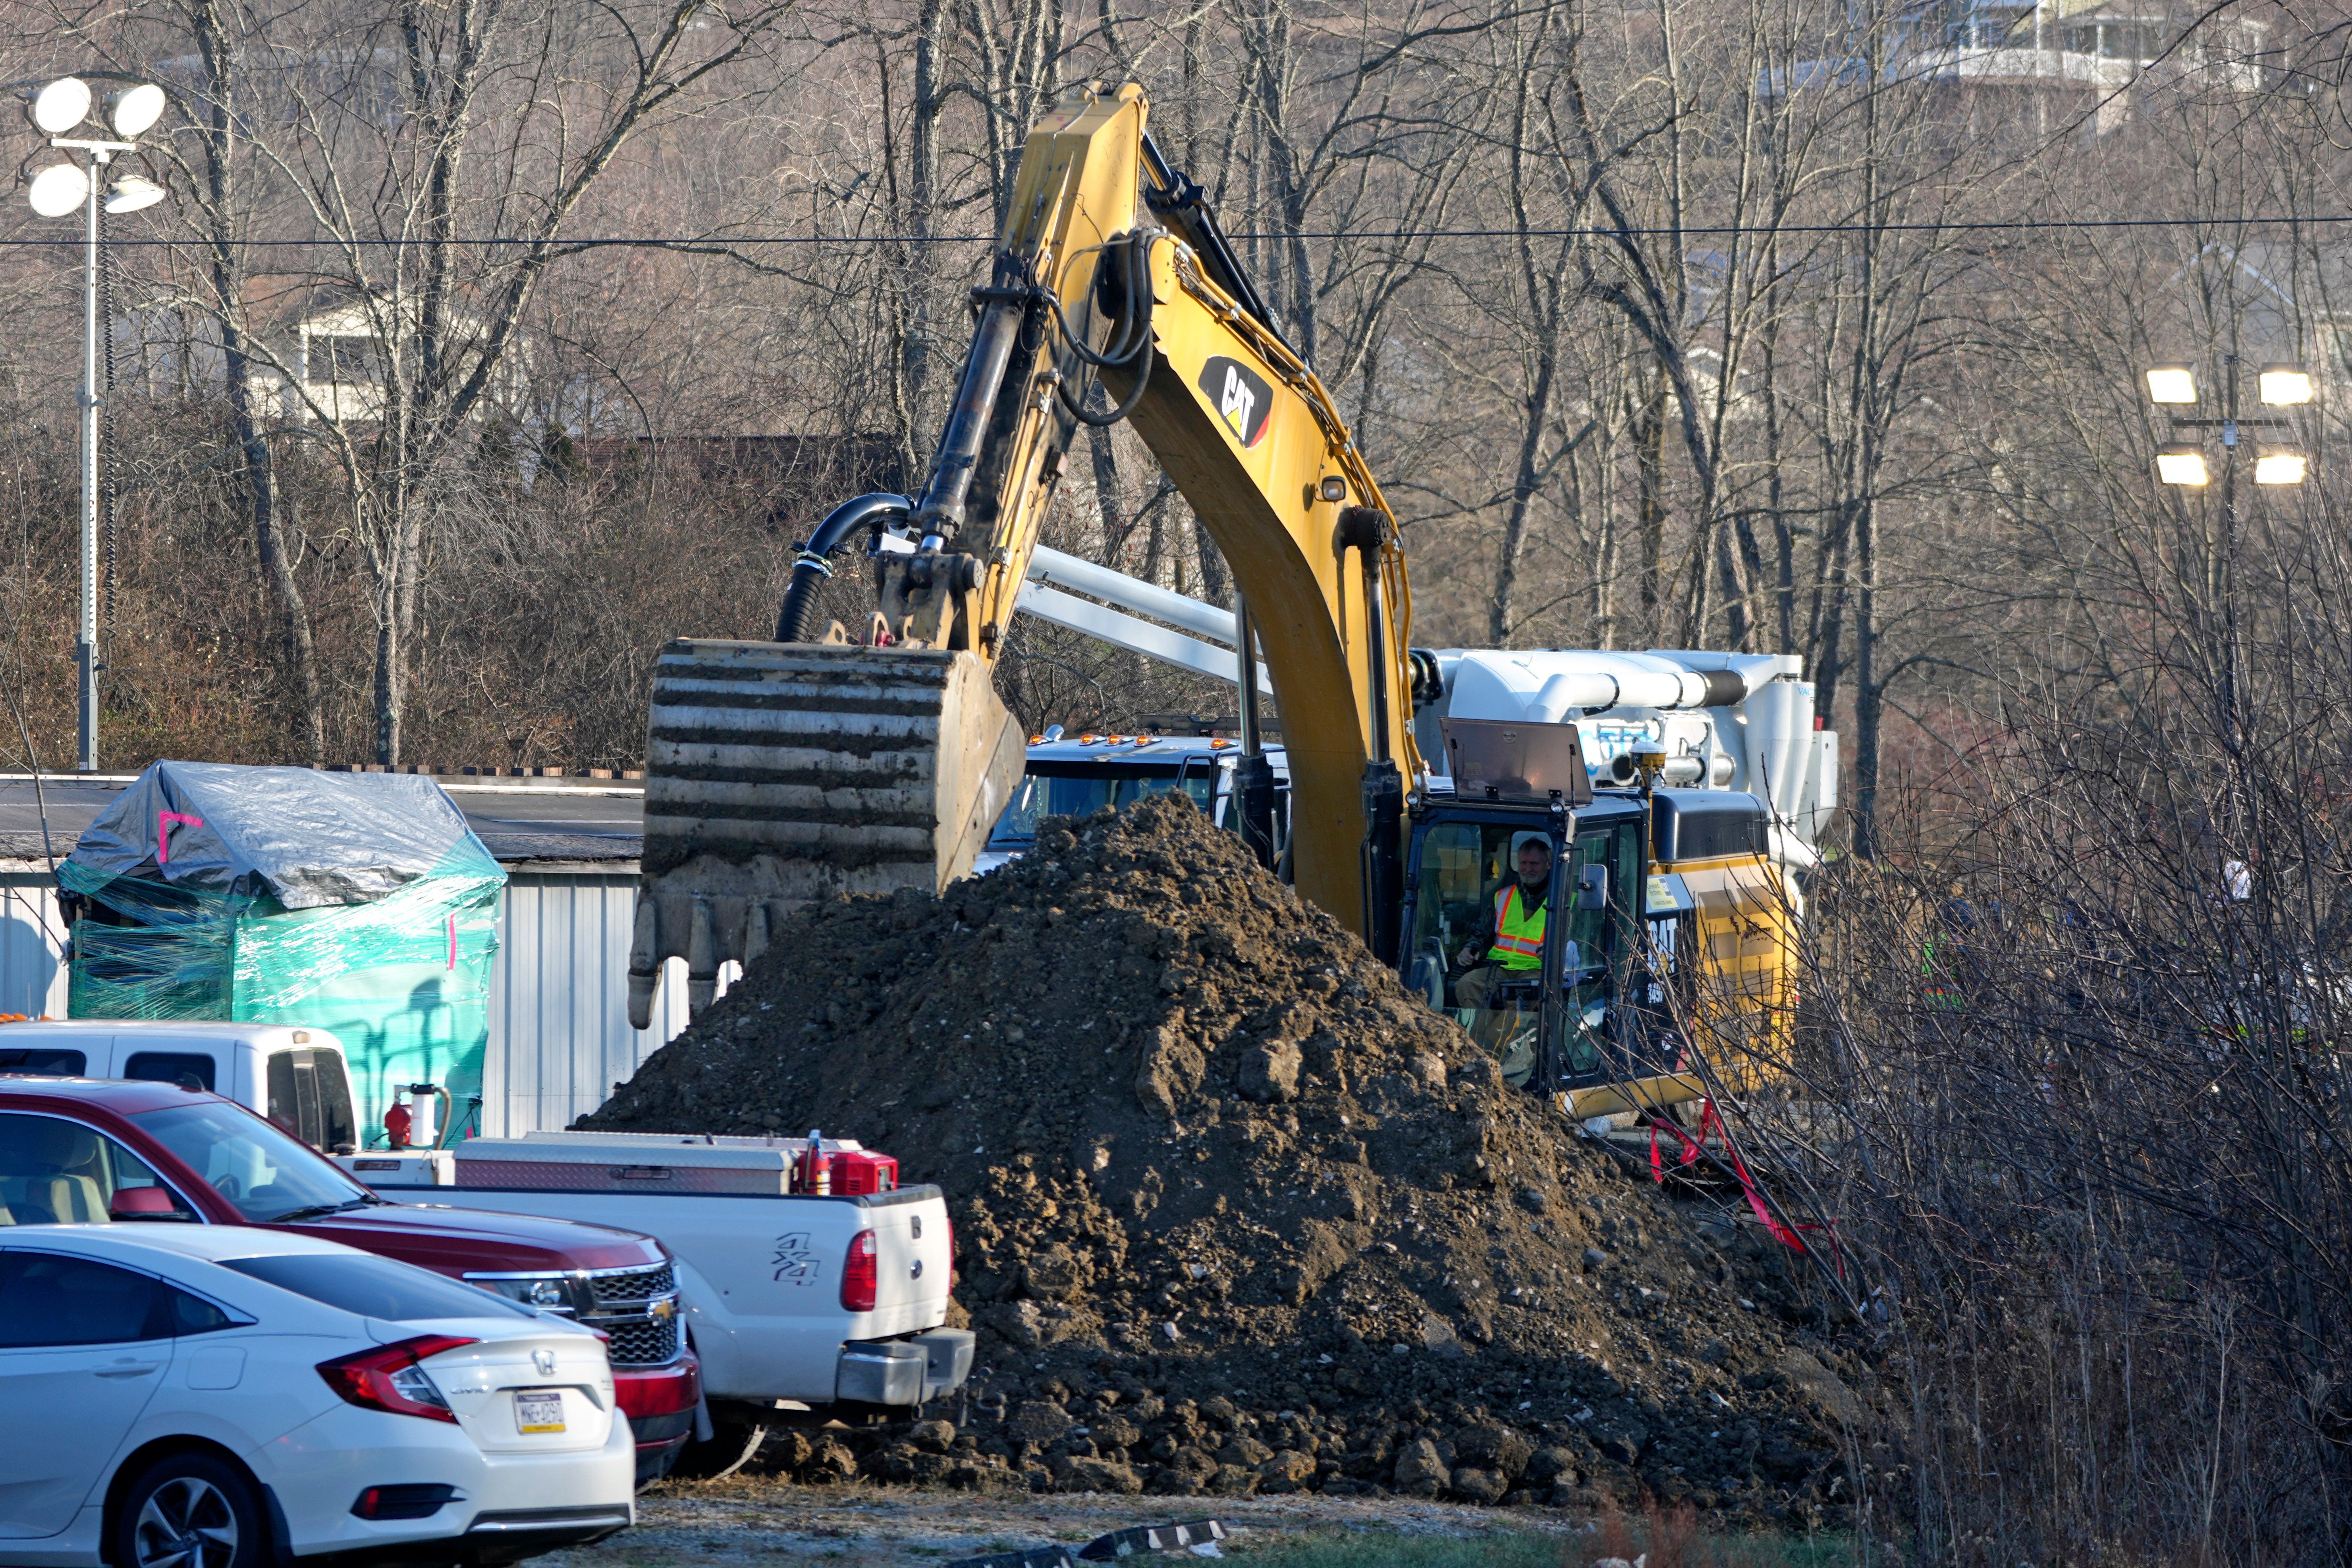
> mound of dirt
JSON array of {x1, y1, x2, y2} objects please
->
[{"x1": 585, "y1": 796, "x2": 1883, "y2": 1524}]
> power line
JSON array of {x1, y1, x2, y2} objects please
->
[{"x1": 3, "y1": 214, "x2": 2350, "y2": 248}]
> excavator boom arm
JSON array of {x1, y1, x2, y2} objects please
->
[
  {"x1": 945, "y1": 83, "x2": 1422, "y2": 933},
  {"x1": 629, "y1": 82, "x2": 1420, "y2": 1024}
]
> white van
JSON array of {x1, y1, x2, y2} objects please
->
[{"x1": 0, "y1": 1019, "x2": 359, "y2": 1152}]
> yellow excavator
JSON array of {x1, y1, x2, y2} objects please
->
[{"x1": 626, "y1": 81, "x2": 1820, "y2": 1118}]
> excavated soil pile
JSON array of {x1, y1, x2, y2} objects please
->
[{"x1": 585, "y1": 796, "x2": 1886, "y2": 1526}]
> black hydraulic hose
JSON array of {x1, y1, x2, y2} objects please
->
[
  {"x1": 1140, "y1": 132, "x2": 1299, "y2": 363},
  {"x1": 1054, "y1": 232, "x2": 1155, "y2": 428},
  {"x1": 774, "y1": 492, "x2": 911, "y2": 643},
  {"x1": 1060, "y1": 343, "x2": 1153, "y2": 427},
  {"x1": 1043, "y1": 231, "x2": 1152, "y2": 370}
]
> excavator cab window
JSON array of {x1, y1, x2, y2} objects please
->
[
  {"x1": 1404, "y1": 818, "x2": 1642, "y2": 1092},
  {"x1": 1555, "y1": 824, "x2": 1644, "y2": 1087}
]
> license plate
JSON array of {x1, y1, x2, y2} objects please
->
[{"x1": 514, "y1": 1391, "x2": 565, "y2": 1433}]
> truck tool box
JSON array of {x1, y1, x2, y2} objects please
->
[{"x1": 446, "y1": 1130, "x2": 897, "y2": 1196}]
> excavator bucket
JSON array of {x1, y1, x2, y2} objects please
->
[{"x1": 626, "y1": 639, "x2": 1025, "y2": 1027}]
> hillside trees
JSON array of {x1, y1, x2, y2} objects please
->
[{"x1": 0, "y1": 0, "x2": 2331, "y2": 818}]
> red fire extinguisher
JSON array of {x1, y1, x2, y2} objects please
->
[{"x1": 384, "y1": 1101, "x2": 413, "y2": 1149}]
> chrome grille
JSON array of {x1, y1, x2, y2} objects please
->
[
  {"x1": 587, "y1": 1263, "x2": 676, "y2": 1306},
  {"x1": 580, "y1": 1261, "x2": 684, "y2": 1367},
  {"x1": 601, "y1": 1313, "x2": 683, "y2": 1367}
]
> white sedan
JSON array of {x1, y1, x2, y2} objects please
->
[{"x1": 0, "y1": 1225, "x2": 634, "y2": 1568}]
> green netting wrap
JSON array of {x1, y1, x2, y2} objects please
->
[
  {"x1": 61, "y1": 762, "x2": 508, "y2": 1143},
  {"x1": 64, "y1": 905, "x2": 238, "y2": 1019},
  {"x1": 233, "y1": 841, "x2": 504, "y2": 1142}
]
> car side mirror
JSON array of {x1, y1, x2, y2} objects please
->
[
  {"x1": 109, "y1": 1185, "x2": 189, "y2": 1222},
  {"x1": 1576, "y1": 866, "x2": 1609, "y2": 911}
]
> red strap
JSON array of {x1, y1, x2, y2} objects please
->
[{"x1": 1647, "y1": 1099, "x2": 1844, "y2": 1277}]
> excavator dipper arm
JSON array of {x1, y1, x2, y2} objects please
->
[{"x1": 630, "y1": 82, "x2": 1419, "y2": 1025}]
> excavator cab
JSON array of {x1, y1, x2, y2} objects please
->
[{"x1": 1400, "y1": 800, "x2": 1650, "y2": 1095}]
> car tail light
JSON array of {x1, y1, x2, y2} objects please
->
[
  {"x1": 841, "y1": 1229, "x2": 878, "y2": 1312},
  {"x1": 317, "y1": 1335, "x2": 479, "y2": 1422}
]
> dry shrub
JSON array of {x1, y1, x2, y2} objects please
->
[{"x1": 1797, "y1": 590, "x2": 2352, "y2": 1563}]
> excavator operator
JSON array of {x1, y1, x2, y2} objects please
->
[{"x1": 1452, "y1": 834, "x2": 1554, "y2": 1009}]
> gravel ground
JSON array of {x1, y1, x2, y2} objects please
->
[{"x1": 539, "y1": 1480, "x2": 1600, "y2": 1568}]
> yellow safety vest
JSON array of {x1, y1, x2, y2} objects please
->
[{"x1": 1486, "y1": 884, "x2": 1546, "y2": 971}]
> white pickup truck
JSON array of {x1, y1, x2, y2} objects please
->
[
  {"x1": 345, "y1": 1130, "x2": 972, "y2": 1425},
  {"x1": 0, "y1": 1019, "x2": 971, "y2": 1433}
]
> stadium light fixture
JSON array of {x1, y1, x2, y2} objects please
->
[
  {"x1": 105, "y1": 83, "x2": 165, "y2": 139},
  {"x1": 2255, "y1": 447, "x2": 2308, "y2": 486},
  {"x1": 2145, "y1": 364, "x2": 2198, "y2": 405},
  {"x1": 27, "y1": 163, "x2": 88, "y2": 217},
  {"x1": 2156, "y1": 446, "x2": 2211, "y2": 486},
  {"x1": 2259, "y1": 364, "x2": 2313, "y2": 406},
  {"x1": 104, "y1": 175, "x2": 163, "y2": 214},
  {"x1": 27, "y1": 77, "x2": 89, "y2": 135}
]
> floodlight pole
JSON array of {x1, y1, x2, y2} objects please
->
[
  {"x1": 29, "y1": 86, "x2": 157, "y2": 775},
  {"x1": 2209, "y1": 355, "x2": 2243, "y2": 742},
  {"x1": 76, "y1": 145, "x2": 104, "y2": 773},
  {"x1": 2166, "y1": 355, "x2": 2284, "y2": 745},
  {"x1": 50, "y1": 134, "x2": 133, "y2": 772}
]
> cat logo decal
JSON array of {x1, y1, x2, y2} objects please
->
[{"x1": 1198, "y1": 357, "x2": 1273, "y2": 449}]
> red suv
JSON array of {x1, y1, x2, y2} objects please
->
[{"x1": 0, "y1": 1077, "x2": 701, "y2": 1481}]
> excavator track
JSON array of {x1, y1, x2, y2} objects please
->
[{"x1": 627, "y1": 639, "x2": 1024, "y2": 1026}]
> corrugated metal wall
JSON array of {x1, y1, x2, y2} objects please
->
[
  {"x1": 0, "y1": 876, "x2": 69, "y2": 1020},
  {"x1": 0, "y1": 864, "x2": 725, "y2": 1139},
  {"x1": 480, "y1": 870, "x2": 707, "y2": 1138}
]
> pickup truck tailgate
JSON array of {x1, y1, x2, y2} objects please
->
[{"x1": 857, "y1": 1196, "x2": 953, "y2": 1326}]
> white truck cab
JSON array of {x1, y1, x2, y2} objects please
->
[
  {"x1": 0, "y1": 1018, "x2": 359, "y2": 1152},
  {"x1": 977, "y1": 733, "x2": 1292, "y2": 875}
]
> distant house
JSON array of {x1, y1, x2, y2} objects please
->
[
  {"x1": 1762, "y1": 0, "x2": 2272, "y2": 138},
  {"x1": 113, "y1": 274, "x2": 525, "y2": 426}
]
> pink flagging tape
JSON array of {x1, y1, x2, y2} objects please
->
[
  {"x1": 1650, "y1": 1098, "x2": 1845, "y2": 1278},
  {"x1": 447, "y1": 914, "x2": 457, "y2": 969},
  {"x1": 156, "y1": 811, "x2": 205, "y2": 865}
]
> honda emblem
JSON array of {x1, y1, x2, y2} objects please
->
[{"x1": 533, "y1": 1349, "x2": 556, "y2": 1377}]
